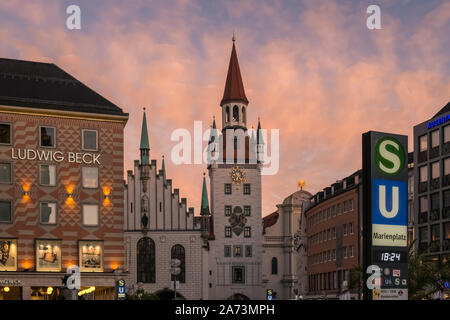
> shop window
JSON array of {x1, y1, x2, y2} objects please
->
[
  {"x1": 137, "y1": 237, "x2": 155, "y2": 283},
  {"x1": 82, "y1": 167, "x2": 99, "y2": 189},
  {"x1": 40, "y1": 164, "x2": 56, "y2": 186},
  {"x1": 244, "y1": 226, "x2": 251, "y2": 238},
  {"x1": 82, "y1": 204, "x2": 99, "y2": 226},
  {"x1": 444, "y1": 222, "x2": 450, "y2": 240},
  {"x1": 0, "y1": 123, "x2": 11, "y2": 144},
  {"x1": 40, "y1": 126, "x2": 55, "y2": 148},
  {"x1": 36, "y1": 239, "x2": 61, "y2": 272},
  {"x1": 79, "y1": 240, "x2": 103, "y2": 272},
  {"x1": 271, "y1": 257, "x2": 278, "y2": 275},
  {"x1": 232, "y1": 266, "x2": 245, "y2": 284},
  {"x1": 82, "y1": 129, "x2": 98, "y2": 151},
  {"x1": 0, "y1": 239, "x2": 17, "y2": 271},
  {"x1": 40, "y1": 202, "x2": 56, "y2": 224},
  {"x1": 0, "y1": 163, "x2": 11, "y2": 184},
  {"x1": 1, "y1": 286, "x2": 22, "y2": 300},
  {"x1": 171, "y1": 244, "x2": 185, "y2": 283},
  {"x1": 0, "y1": 201, "x2": 11, "y2": 223}
]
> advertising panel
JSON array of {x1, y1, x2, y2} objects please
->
[{"x1": 362, "y1": 131, "x2": 409, "y2": 300}]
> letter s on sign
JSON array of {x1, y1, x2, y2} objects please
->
[{"x1": 374, "y1": 137, "x2": 405, "y2": 176}]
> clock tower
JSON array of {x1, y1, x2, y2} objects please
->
[{"x1": 205, "y1": 37, "x2": 264, "y2": 300}]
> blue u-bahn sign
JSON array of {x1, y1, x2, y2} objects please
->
[{"x1": 362, "y1": 131, "x2": 409, "y2": 300}]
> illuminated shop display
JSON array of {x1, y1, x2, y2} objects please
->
[
  {"x1": 0, "y1": 239, "x2": 17, "y2": 271},
  {"x1": 35, "y1": 240, "x2": 61, "y2": 272},
  {"x1": 79, "y1": 240, "x2": 103, "y2": 272}
]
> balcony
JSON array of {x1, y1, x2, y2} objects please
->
[
  {"x1": 419, "y1": 242, "x2": 429, "y2": 252},
  {"x1": 442, "y1": 142, "x2": 450, "y2": 156},
  {"x1": 418, "y1": 181, "x2": 428, "y2": 194},
  {"x1": 443, "y1": 206, "x2": 450, "y2": 219},
  {"x1": 430, "y1": 178, "x2": 441, "y2": 191},
  {"x1": 418, "y1": 151, "x2": 427, "y2": 163},
  {"x1": 430, "y1": 240, "x2": 441, "y2": 252},
  {"x1": 418, "y1": 211, "x2": 428, "y2": 224},
  {"x1": 429, "y1": 209, "x2": 440, "y2": 221},
  {"x1": 443, "y1": 174, "x2": 450, "y2": 187},
  {"x1": 443, "y1": 239, "x2": 450, "y2": 252},
  {"x1": 429, "y1": 146, "x2": 440, "y2": 160}
]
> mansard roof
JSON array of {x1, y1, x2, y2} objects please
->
[{"x1": 0, "y1": 57, "x2": 127, "y2": 117}]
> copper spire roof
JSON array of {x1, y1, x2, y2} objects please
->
[{"x1": 220, "y1": 39, "x2": 249, "y2": 106}]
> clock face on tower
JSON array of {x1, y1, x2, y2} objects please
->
[{"x1": 229, "y1": 166, "x2": 246, "y2": 184}]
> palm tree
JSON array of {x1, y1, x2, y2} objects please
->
[{"x1": 408, "y1": 240, "x2": 450, "y2": 300}]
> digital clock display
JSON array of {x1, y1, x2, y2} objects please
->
[{"x1": 373, "y1": 250, "x2": 406, "y2": 263}]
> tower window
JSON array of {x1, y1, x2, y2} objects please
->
[
  {"x1": 242, "y1": 107, "x2": 246, "y2": 124},
  {"x1": 233, "y1": 245, "x2": 243, "y2": 257},
  {"x1": 232, "y1": 266, "x2": 245, "y2": 284},
  {"x1": 245, "y1": 245, "x2": 252, "y2": 257},
  {"x1": 225, "y1": 226, "x2": 232, "y2": 238},
  {"x1": 271, "y1": 257, "x2": 278, "y2": 275},
  {"x1": 226, "y1": 106, "x2": 230, "y2": 123},
  {"x1": 243, "y1": 184, "x2": 251, "y2": 195},
  {"x1": 244, "y1": 227, "x2": 251, "y2": 238},
  {"x1": 232, "y1": 105, "x2": 239, "y2": 122},
  {"x1": 225, "y1": 205, "x2": 232, "y2": 216},
  {"x1": 225, "y1": 184, "x2": 232, "y2": 195},
  {"x1": 244, "y1": 206, "x2": 251, "y2": 216},
  {"x1": 224, "y1": 245, "x2": 231, "y2": 257}
]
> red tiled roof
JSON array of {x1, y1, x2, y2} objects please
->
[
  {"x1": 220, "y1": 42, "x2": 248, "y2": 106},
  {"x1": 263, "y1": 211, "x2": 279, "y2": 231}
]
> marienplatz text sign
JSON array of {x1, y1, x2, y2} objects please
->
[{"x1": 362, "y1": 131, "x2": 408, "y2": 300}]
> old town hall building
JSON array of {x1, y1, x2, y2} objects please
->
[{"x1": 202, "y1": 38, "x2": 265, "y2": 300}]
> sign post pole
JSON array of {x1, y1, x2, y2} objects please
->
[{"x1": 362, "y1": 131, "x2": 409, "y2": 300}]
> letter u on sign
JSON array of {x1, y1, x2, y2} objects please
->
[
  {"x1": 378, "y1": 185, "x2": 399, "y2": 218},
  {"x1": 372, "y1": 179, "x2": 407, "y2": 226}
]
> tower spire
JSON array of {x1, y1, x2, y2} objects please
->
[
  {"x1": 220, "y1": 37, "x2": 248, "y2": 106},
  {"x1": 200, "y1": 173, "x2": 210, "y2": 215},
  {"x1": 140, "y1": 108, "x2": 150, "y2": 165}
]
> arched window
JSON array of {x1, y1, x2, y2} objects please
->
[
  {"x1": 242, "y1": 107, "x2": 246, "y2": 124},
  {"x1": 271, "y1": 257, "x2": 278, "y2": 275},
  {"x1": 171, "y1": 244, "x2": 186, "y2": 283},
  {"x1": 137, "y1": 237, "x2": 155, "y2": 283},
  {"x1": 233, "y1": 105, "x2": 239, "y2": 122},
  {"x1": 226, "y1": 106, "x2": 230, "y2": 122}
]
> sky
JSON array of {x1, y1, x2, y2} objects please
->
[{"x1": 0, "y1": 0, "x2": 449, "y2": 216}]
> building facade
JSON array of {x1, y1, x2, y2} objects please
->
[
  {"x1": 413, "y1": 101, "x2": 450, "y2": 263},
  {"x1": 304, "y1": 172, "x2": 362, "y2": 300},
  {"x1": 204, "y1": 39, "x2": 264, "y2": 300},
  {"x1": 262, "y1": 189, "x2": 311, "y2": 300},
  {"x1": 0, "y1": 58, "x2": 128, "y2": 300},
  {"x1": 123, "y1": 110, "x2": 204, "y2": 300}
]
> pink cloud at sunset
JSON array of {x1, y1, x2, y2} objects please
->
[{"x1": 0, "y1": 0, "x2": 449, "y2": 216}]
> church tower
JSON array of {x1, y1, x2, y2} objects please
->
[{"x1": 206, "y1": 38, "x2": 264, "y2": 300}]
